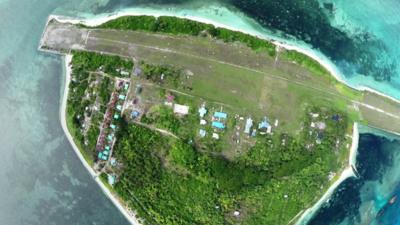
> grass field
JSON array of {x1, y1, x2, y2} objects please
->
[{"x1": 40, "y1": 18, "x2": 400, "y2": 225}]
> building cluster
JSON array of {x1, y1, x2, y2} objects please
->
[
  {"x1": 197, "y1": 104, "x2": 276, "y2": 141},
  {"x1": 96, "y1": 80, "x2": 130, "y2": 163}
]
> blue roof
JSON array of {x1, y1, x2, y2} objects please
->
[
  {"x1": 105, "y1": 146, "x2": 110, "y2": 150},
  {"x1": 98, "y1": 152, "x2": 103, "y2": 159},
  {"x1": 214, "y1": 112, "x2": 227, "y2": 119},
  {"x1": 103, "y1": 151, "x2": 109, "y2": 156},
  {"x1": 199, "y1": 107, "x2": 207, "y2": 117},
  {"x1": 110, "y1": 124, "x2": 116, "y2": 129},
  {"x1": 131, "y1": 111, "x2": 140, "y2": 118},
  {"x1": 116, "y1": 105, "x2": 122, "y2": 111},
  {"x1": 114, "y1": 114, "x2": 119, "y2": 119},
  {"x1": 119, "y1": 95, "x2": 126, "y2": 100},
  {"x1": 124, "y1": 83, "x2": 129, "y2": 90},
  {"x1": 258, "y1": 121, "x2": 270, "y2": 129},
  {"x1": 107, "y1": 135, "x2": 113, "y2": 141},
  {"x1": 212, "y1": 121, "x2": 225, "y2": 129}
]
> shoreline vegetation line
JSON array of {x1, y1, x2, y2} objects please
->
[{"x1": 46, "y1": 10, "x2": 389, "y2": 225}]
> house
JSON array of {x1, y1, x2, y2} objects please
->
[
  {"x1": 198, "y1": 106, "x2": 207, "y2": 118},
  {"x1": 134, "y1": 67, "x2": 142, "y2": 76},
  {"x1": 110, "y1": 124, "x2": 116, "y2": 130},
  {"x1": 135, "y1": 84, "x2": 142, "y2": 94},
  {"x1": 258, "y1": 118, "x2": 270, "y2": 130},
  {"x1": 212, "y1": 133, "x2": 220, "y2": 140},
  {"x1": 213, "y1": 112, "x2": 227, "y2": 120},
  {"x1": 98, "y1": 152, "x2": 108, "y2": 161},
  {"x1": 212, "y1": 121, "x2": 225, "y2": 129},
  {"x1": 251, "y1": 129, "x2": 257, "y2": 137},
  {"x1": 113, "y1": 114, "x2": 120, "y2": 119},
  {"x1": 107, "y1": 174, "x2": 116, "y2": 186},
  {"x1": 173, "y1": 104, "x2": 189, "y2": 115},
  {"x1": 199, "y1": 129, "x2": 206, "y2": 138},
  {"x1": 244, "y1": 118, "x2": 253, "y2": 134},
  {"x1": 166, "y1": 94, "x2": 175, "y2": 102},
  {"x1": 124, "y1": 83, "x2": 129, "y2": 90},
  {"x1": 131, "y1": 111, "x2": 140, "y2": 119},
  {"x1": 120, "y1": 70, "x2": 130, "y2": 76},
  {"x1": 200, "y1": 119, "x2": 207, "y2": 125},
  {"x1": 110, "y1": 158, "x2": 117, "y2": 166},
  {"x1": 107, "y1": 134, "x2": 113, "y2": 142},
  {"x1": 116, "y1": 105, "x2": 122, "y2": 111},
  {"x1": 118, "y1": 94, "x2": 126, "y2": 100}
]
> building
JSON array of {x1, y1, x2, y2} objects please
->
[
  {"x1": 244, "y1": 118, "x2": 253, "y2": 134},
  {"x1": 120, "y1": 71, "x2": 130, "y2": 76},
  {"x1": 258, "y1": 118, "x2": 270, "y2": 130},
  {"x1": 199, "y1": 129, "x2": 206, "y2": 138},
  {"x1": 118, "y1": 94, "x2": 126, "y2": 100},
  {"x1": 134, "y1": 67, "x2": 142, "y2": 76},
  {"x1": 124, "y1": 83, "x2": 129, "y2": 90},
  {"x1": 107, "y1": 174, "x2": 116, "y2": 186},
  {"x1": 131, "y1": 110, "x2": 140, "y2": 119},
  {"x1": 212, "y1": 133, "x2": 220, "y2": 140},
  {"x1": 110, "y1": 124, "x2": 116, "y2": 130},
  {"x1": 200, "y1": 119, "x2": 207, "y2": 125},
  {"x1": 212, "y1": 121, "x2": 225, "y2": 129},
  {"x1": 173, "y1": 104, "x2": 190, "y2": 115},
  {"x1": 214, "y1": 112, "x2": 227, "y2": 120},
  {"x1": 116, "y1": 105, "x2": 122, "y2": 111},
  {"x1": 198, "y1": 106, "x2": 207, "y2": 118},
  {"x1": 98, "y1": 152, "x2": 108, "y2": 161}
]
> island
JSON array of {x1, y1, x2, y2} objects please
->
[{"x1": 39, "y1": 15, "x2": 400, "y2": 225}]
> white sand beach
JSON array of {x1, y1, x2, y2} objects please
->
[
  {"x1": 50, "y1": 10, "x2": 374, "y2": 225},
  {"x1": 61, "y1": 54, "x2": 141, "y2": 225},
  {"x1": 295, "y1": 123, "x2": 359, "y2": 225}
]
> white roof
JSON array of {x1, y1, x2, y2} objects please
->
[
  {"x1": 212, "y1": 133, "x2": 219, "y2": 139},
  {"x1": 173, "y1": 104, "x2": 189, "y2": 115}
]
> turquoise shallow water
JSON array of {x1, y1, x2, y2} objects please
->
[{"x1": 1, "y1": 0, "x2": 400, "y2": 225}]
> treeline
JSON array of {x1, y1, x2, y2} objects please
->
[
  {"x1": 90, "y1": 15, "x2": 276, "y2": 56},
  {"x1": 111, "y1": 105, "x2": 350, "y2": 224},
  {"x1": 72, "y1": 51, "x2": 133, "y2": 77},
  {"x1": 281, "y1": 50, "x2": 333, "y2": 78}
]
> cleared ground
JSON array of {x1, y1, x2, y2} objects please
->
[{"x1": 40, "y1": 20, "x2": 400, "y2": 134}]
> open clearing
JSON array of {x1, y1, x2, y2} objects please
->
[{"x1": 39, "y1": 20, "x2": 400, "y2": 134}]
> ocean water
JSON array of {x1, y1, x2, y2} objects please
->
[
  {"x1": 0, "y1": 1, "x2": 131, "y2": 224},
  {"x1": 1, "y1": 0, "x2": 400, "y2": 225},
  {"x1": 307, "y1": 127, "x2": 400, "y2": 225}
]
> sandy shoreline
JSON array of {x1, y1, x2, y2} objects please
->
[
  {"x1": 294, "y1": 123, "x2": 359, "y2": 225},
  {"x1": 61, "y1": 55, "x2": 141, "y2": 225},
  {"x1": 47, "y1": 11, "x2": 400, "y2": 105},
  {"x1": 47, "y1": 11, "x2": 377, "y2": 225}
]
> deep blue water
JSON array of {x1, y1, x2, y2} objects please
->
[
  {"x1": 308, "y1": 130, "x2": 400, "y2": 225},
  {"x1": 0, "y1": 0, "x2": 399, "y2": 225}
]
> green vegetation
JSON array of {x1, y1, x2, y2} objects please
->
[
  {"x1": 62, "y1": 22, "x2": 361, "y2": 225},
  {"x1": 71, "y1": 51, "x2": 133, "y2": 77},
  {"x1": 141, "y1": 62, "x2": 182, "y2": 88},
  {"x1": 281, "y1": 50, "x2": 332, "y2": 78},
  {"x1": 110, "y1": 104, "x2": 350, "y2": 225},
  {"x1": 91, "y1": 15, "x2": 276, "y2": 56}
]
